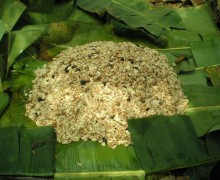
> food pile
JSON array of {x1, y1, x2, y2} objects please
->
[{"x1": 25, "y1": 41, "x2": 188, "y2": 148}]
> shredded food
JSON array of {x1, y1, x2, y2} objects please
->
[{"x1": 25, "y1": 41, "x2": 188, "y2": 148}]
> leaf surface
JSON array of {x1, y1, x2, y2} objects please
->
[
  {"x1": 128, "y1": 115, "x2": 220, "y2": 174},
  {"x1": 191, "y1": 38, "x2": 220, "y2": 67},
  {"x1": 0, "y1": 0, "x2": 26, "y2": 32},
  {"x1": 77, "y1": 0, "x2": 182, "y2": 37},
  {"x1": 7, "y1": 25, "x2": 46, "y2": 73}
]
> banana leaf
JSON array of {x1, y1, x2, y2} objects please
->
[
  {"x1": 0, "y1": 53, "x2": 46, "y2": 127},
  {"x1": 128, "y1": 115, "x2": 220, "y2": 174},
  {"x1": 77, "y1": 0, "x2": 183, "y2": 39},
  {"x1": 0, "y1": 20, "x2": 6, "y2": 41},
  {"x1": 48, "y1": 9, "x2": 122, "y2": 48},
  {"x1": 0, "y1": 90, "x2": 35, "y2": 128},
  {"x1": 0, "y1": 126, "x2": 55, "y2": 176},
  {"x1": 23, "y1": 0, "x2": 55, "y2": 13},
  {"x1": 159, "y1": 48, "x2": 207, "y2": 85},
  {"x1": 205, "y1": 126, "x2": 220, "y2": 156},
  {"x1": 7, "y1": 24, "x2": 46, "y2": 74},
  {"x1": 0, "y1": 0, "x2": 26, "y2": 32},
  {"x1": 111, "y1": 19, "x2": 161, "y2": 48},
  {"x1": 175, "y1": 59, "x2": 196, "y2": 74},
  {"x1": 0, "y1": 55, "x2": 5, "y2": 80},
  {"x1": 166, "y1": 30, "x2": 203, "y2": 48},
  {"x1": 186, "y1": 109, "x2": 220, "y2": 137},
  {"x1": 183, "y1": 85, "x2": 220, "y2": 142},
  {"x1": 1, "y1": 51, "x2": 146, "y2": 179},
  {"x1": 166, "y1": 3, "x2": 219, "y2": 47},
  {"x1": 204, "y1": 65, "x2": 220, "y2": 86},
  {"x1": 63, "y1": 9, "x2": 156, "y2": 48},
  {"x1": 22, "y1": 0, "x2": 76, "y2": 24},
  {"x1": 55, "y1": 142, "x2": 145, "y2": 179},
  {"x1": 1, "y1": 1, "x2": 220, "y2": 177},
  {"x1": 0, "y1": 92, "x2": 9, "y2": 117},
  {"x1": 190, "y1": 37, "x2": 220, "y2": 67},
  {"x1": 178, "y1": 70, "x2": 207, "y2": 86},
  {"x1": 12, "y1": 56, "x2": 46, "y2": 76},
  {"x1": 165, "y1": 55, "x2": 195, "y2": 74},
  {"x1": 183, "y1": 85, "x2": 220, "y2": 108},
  {"x1": 177, "y1": 4, "x2": 218, "y2": 39},
  {"x1": 158, "y1": 47, "x2": 193, "y2": 59}
]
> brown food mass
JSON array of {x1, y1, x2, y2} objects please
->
[{"x1": 25, "y1": 41, "x2": 188, "y2": 149}]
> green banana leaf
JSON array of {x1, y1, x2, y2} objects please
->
[
  {"x1": 0, "y1": 126, "x2": 55, "y2": 176},
  {"x1": 1, "y1": 62, "x2": 145, "y2": 179},
  {"x1": 0, "y1": 53, "x2": 46, "y2": 127},
  {"x1": 175, "y1": 59, "x2": 196, "y2": 74},
  {"x1": 204, "y1": 65, "x2": 220, "y2": 86},
  {"x1": 178, "y1": 70, "x2": 207, "y2": 86},
  {"x1": 177, "y1": 4, "x2": 218, "y2": 39},
  {"x1": 163, "y1": 53, "x2": 195, "y2": 74},
  {"x1": 77, "y1": 0, "x2": 183, "y2": 39},
  {"x1": 0, "y1": 78, "x2": 2, "y2": 93},
  {"x1": 55, "y1": 142, "x2": 145, "y2": 179},
  {"x1": 22, "y1": 0, "x2": 76, "y2": 24},
  {"x1": 166, "y1": 30, "x2": 203, "y2": 48},
  {"x1": 0, "y1": 55, "x2": 5, "y2": 81},
  {"x1": 0, "y1": 20, "x2": 6, "y2": 41},
  {"x1": 63, "y1": 8, "x2": 159, "y2": 49},
  {"x1": 183, "y1": 84, "x2": 220, "y2": 141},
  {"x1": 167, "y1": 3, "x2": 219, "y2": 47},
  {"x1": 160, "y1": 49, "x2": 207, "y2": 85},
  {"x1": 12, "y1": 56, "x2": 46, "y2": 76},
  {"x1": 0, "y1": 95, "x2": 36, "y2": 128},
  {"x1": 7, "y1": 24, "x2": 46, "y2": 74},
  {"x1": 205, "y1": 125, "x2": 220, "y2": 155},
  {"x1": 23, "y1": 0, "x2": 55, "y2": 13},
  {"x1": 190, "y1": 37, "x2": 220, "y2": 67},
  {"x1": 128, "y1": 115, "x2": 220, "y2": 174},
  {"x1": 1, "y1": 1, "x2": 220, "y2": 178},
  {"x1": 0, "y1": 0, "x2": 26, "y2": 32},
  {"x1": 183, "y1": 85, "x2": 220, "y2": 108},
  {"x1": 0, "y1": 92, "x2": 9, "y2": 117},
  {"x1": 159, "y1": 47, "x2": 193, "y2": 65},
  {"x1": 186, "y1": 109, "x2": 220, "y2": 137}
]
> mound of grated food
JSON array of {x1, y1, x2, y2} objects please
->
[{"x1": 25, "y1": 41, "x2": 188, "y2": 148}]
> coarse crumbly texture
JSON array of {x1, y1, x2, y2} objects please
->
[{"x1": 25, "y1": 41, "x2": 188, "y2": 149}]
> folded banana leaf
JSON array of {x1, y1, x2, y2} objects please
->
[
  {"x1": 128, "y1": 115, "x2": 220, "y2": 174},
  {"x1": 63, "y1": 8, "x2": 157, "y2": 49},
  {"x1": 0, "y1": 126, "x2": 55, "y2": 176},
  {"x1": 77, "y1": 0, "x2": 183, "y2": 40}
]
